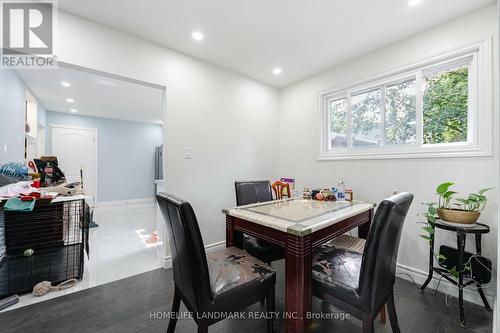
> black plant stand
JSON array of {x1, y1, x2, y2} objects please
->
[{"x1": 419, "y1": 220, "x2": 491, "y2": 327}]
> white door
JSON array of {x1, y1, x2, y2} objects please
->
[
  {"x1": 37, "y1": 124, "x2": 46, "y2": 156},
  {"x1": 51, "y1": 126, "x2": 97, "y2": 206}
]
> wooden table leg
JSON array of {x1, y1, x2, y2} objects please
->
[
  {"x1": 226, "y1": 215, "x2": 234, "y2": 248},
  {"x1": 225, "y1": 215, "x2": 244, "y2": 249},
  {"x1": 285, "y1": 233, "x2": 312, "y2": 333},
  {"x1": 358, "y1": 208, "x2": 373, "y2": 239}
]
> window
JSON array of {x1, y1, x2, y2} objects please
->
[
  {"x1": 319, "y1": 39, "x2": 492, "y2": 160},
  {"x1": 329, "y1": 98, "x2": 347, "y2": 149},
  {"x1": 422, "y1": 64, "x2": 468, "y2": 145},
  {"x1": 351, "y1": 88, "x2": 382, "y2": 147},
  {"x1": 385, "y1": 79, "x2": 416, "y2": 145}
]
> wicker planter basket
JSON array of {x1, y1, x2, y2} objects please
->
[{"x1": 437, "y1": 208, "x2": 480, "y2": 225}]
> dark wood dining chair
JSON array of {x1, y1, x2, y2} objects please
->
[
  {"x1": 271, "y1": 180, "x2": 291, "y2": 199},
  {"x1": 312, "y1": 192, "x2": 413, "y2": 333},
  {"x1": 157, "y1": 193, "x2": 276, "y2": 333},
  {"x1": 235, "y1": 181, "x2": 285, "y2": 263},
  {"x1": 326, "y1": 235, "x2": 386, "y2": 324}
]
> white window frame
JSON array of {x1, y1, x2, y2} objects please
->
[{"x1": 318, "y1": 38, "x2": 493, "y2": 160}]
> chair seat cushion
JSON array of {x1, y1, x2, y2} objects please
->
[
  {"x1": 312, "y1": 235, "x2": 365, "y2": 291},
  {"x1": 326, "y1": 234, "x2": 366, "y2": 254},
  {"x1": 243, "y1": 234, "x2": 285, "y2": 262},
  {"x1": 207, "y1": 247, "x2": 275, "y2": 297}
]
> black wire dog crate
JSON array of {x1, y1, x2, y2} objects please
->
[{"x1": 0, "y1": 198, "x2": 89, "y2": 298}]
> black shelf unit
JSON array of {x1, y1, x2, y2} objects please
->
[
  {"x1": 0, "y1": 198, "x2": 89, "y2": 298},
  {"x1": 419, "y1": 220, "x2": 491, "y2": 328}
]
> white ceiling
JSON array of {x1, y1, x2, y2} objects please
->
[
  {"x1": 16, "y1": 66, "x2": 164, "y2": 123},
  {"x1": 58, "y1": 0, "x2": 495, "y2": 87}
]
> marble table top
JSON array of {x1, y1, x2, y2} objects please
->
[{"x1": 223, "y1": 198, "x2": 375, "y2": 236}]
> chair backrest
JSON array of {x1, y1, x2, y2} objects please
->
[
  {"x1": 235, "y1": 181, "x2": 273, "y2": 206},
  {"x1": 271, "y1": 180, "x2": 291, "y2": 200},
  {"x1": 358, "y1": 192, "x2": 413, "y2": 310},
  {"x1": 156, "y1": 193, "x2": 212, "y2": 312}
]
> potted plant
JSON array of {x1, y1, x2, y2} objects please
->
[
  {"x1": 435, "y1": 182, "x2": 492, "y2": 224},
  {"x1": 419, "y1": 203, "x2": 459, "y2": 276}
]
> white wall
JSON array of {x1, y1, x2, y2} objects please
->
[
  {"x1": 46, "y1": 111, "x2": 163, "y2": 202},
  {"x1": 0, "y1": 70, "x2": 49, "y2": 165},
  {"x1": 54, "y1": 11, "x2": 280, "y2": 248},
  {"x1": 0, "y1": 70, "x2": 26, "y2": 165},
  {"x1": 279, "y1": 5, "x2": 498, "y2": 303}
]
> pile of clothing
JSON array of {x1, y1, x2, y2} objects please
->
[{"x1": 0, "y1": 161, "x2": 84, "y2": 208}]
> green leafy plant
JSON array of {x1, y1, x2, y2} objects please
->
[
  {"x1": 435, "y1": 182, "x2": 492, "y2": 212},
  {"x1": 419, "y1": 202, "x2": 437, "y2": 242},
  {"x1": 419, "y1": 202, "x2": 461, "y2": 278},
  {"x1": 435, "y1": 182, "x2": 456, "y2": 209},
  {"x1": 419, "y1": 181, "x2": 493, "y2": 279}
]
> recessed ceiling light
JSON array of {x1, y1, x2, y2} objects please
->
[
  {"x1": 407, "y1": 0, "x2": 423, "y2": 7},
  {"x1": 191, "y1": 31, "x2": 204, "y2": 41},
  {"x1": 69, "y1": 108, "x2": 77, "y2": 113},
  {"x1": 66, "y1": 98, "x2": 75, "y2": 103},
  {"x1": 60, "y1": 81, "x2": 71, "y2": 87},
  {"x1": 272, "y1": 67, "x2": 282, "y2": 75}
]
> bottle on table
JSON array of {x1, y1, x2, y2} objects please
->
[
  {"x1": 336, "y1": 179, "x2": 346, "y2": 201},
  {"x1": 345, "y1": 188, "x2": 353, "y2": 201}
]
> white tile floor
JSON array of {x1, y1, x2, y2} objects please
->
[{"x1": 1, "y1": 202, "x2": 163, "y2": 312}]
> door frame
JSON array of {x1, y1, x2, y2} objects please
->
[{"x1": 49, "y1": 124, "x2": 99, "y2": 204}]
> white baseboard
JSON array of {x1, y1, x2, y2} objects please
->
[
  {"x1": 95, "y1": 197, "x2": 155, "y2": 209},
  {"x1": 158, "y1": 251, "x2": 170, "y2": 269},
  {"x1": 163, "y1": 240, "x2": 226, "y2": 269},
  {"x1": 396, "y1": 263, "x2": 494, "y2": 307}
]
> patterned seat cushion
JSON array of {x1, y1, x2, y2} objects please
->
[
  {"x1": 207, "y1": 247, "x2": 275, "y2": 296},
  {"x1": 312, "y1": 235, "x2": 365, "y2": 291},
  {"x1": 326, "y1": 234, "x2": 366, "y2": 254}
]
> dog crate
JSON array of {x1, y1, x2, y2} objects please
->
[{"x1": 0, "y1": 198, "x2": 89, "y2": 298}]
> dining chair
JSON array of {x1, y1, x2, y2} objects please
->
[
  {"x1": 157, "y1": 193, "x2": 276, "y2": 333},
  {"x1": 235, "y1": 181, "x2": 285, "y2": 263},
  {"x1": 271, "y1": 180, "x2": 291, "y2": 200},
  {"x1": 312, "y1": 192, "x2": 413, "y2": 333},
  {"x1": 326, "y1": 235, "x2": 386, "y2": 324}
]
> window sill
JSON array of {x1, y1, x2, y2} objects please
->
[{"x1": 318, "y1": 147, "x2": 492, "y2": 161}]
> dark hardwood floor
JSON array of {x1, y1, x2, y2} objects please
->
[{"x1": 0, "y1": 260, "x2": 492, "y2": 333}]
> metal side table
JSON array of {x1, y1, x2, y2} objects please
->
[{"x1": 419, "y1": 220, "x2": 491, "y2": 327}]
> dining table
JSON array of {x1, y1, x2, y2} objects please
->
[{"x1": 223, "y1": 197, "x2": 375, "y2": 333}]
